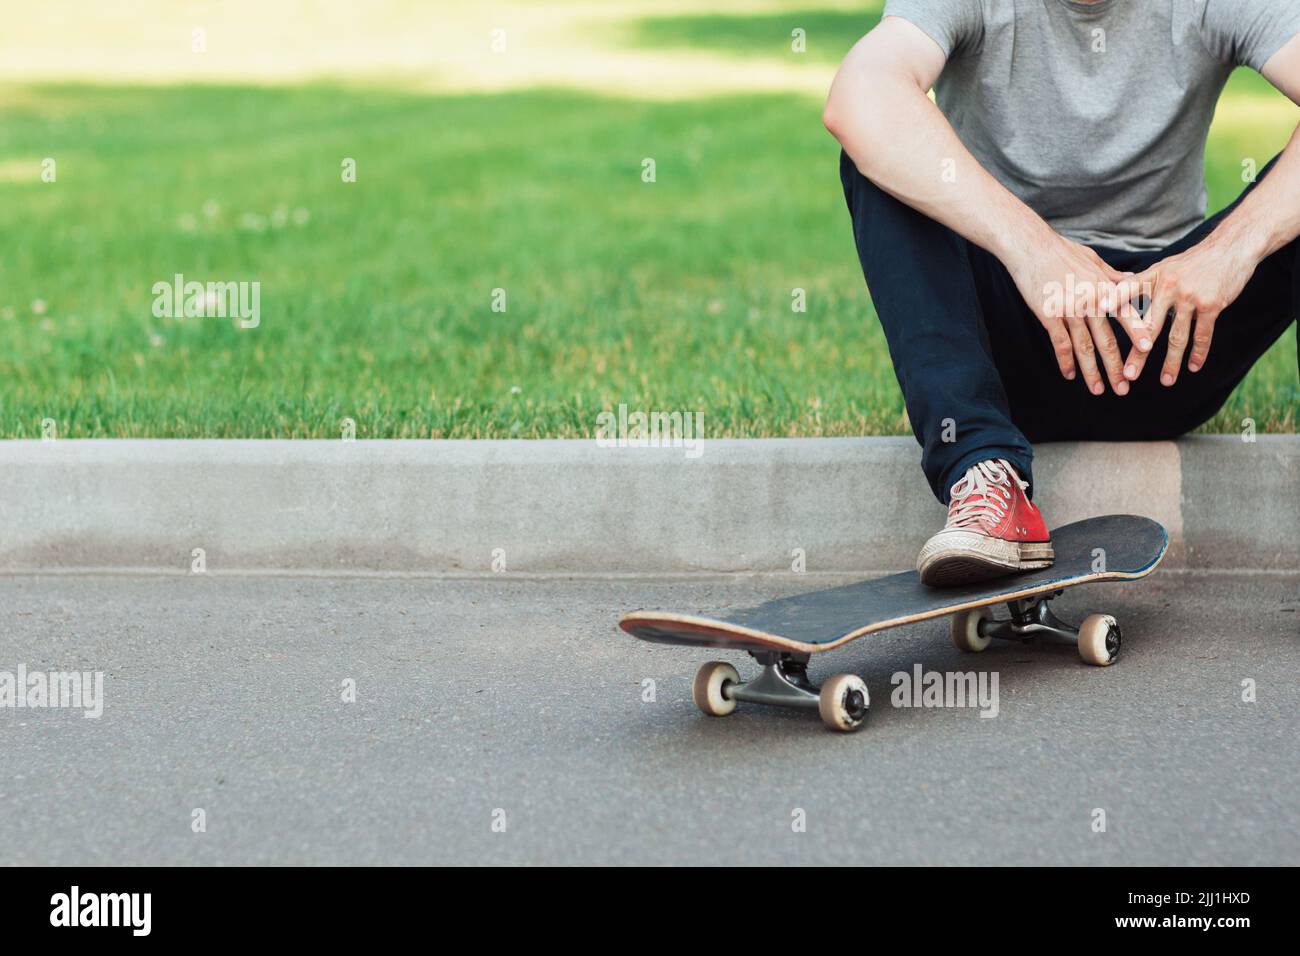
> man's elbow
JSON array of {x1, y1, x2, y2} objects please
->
[
  {"x1": 822, "y1": 94, "x2": 850, "y2": 141},
  {"x1": 822, "y1": 102, "x2": 842, "y2": 139}
]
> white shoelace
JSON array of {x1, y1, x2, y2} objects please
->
[{"x1": 946, "y1": 459, "x2": 1026, "y2": 531}]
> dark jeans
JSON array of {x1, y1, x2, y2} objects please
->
[{"x1": 839, "y1": 150, "x2": 1299, "y2": 503}]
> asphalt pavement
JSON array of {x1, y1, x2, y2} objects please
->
[{"x1": 2, "y1": 570, "x2": 1296, "y2": 865}]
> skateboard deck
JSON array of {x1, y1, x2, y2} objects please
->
[{"x1": 619, "y1": 515, "x2": 1167, "y2": 731}]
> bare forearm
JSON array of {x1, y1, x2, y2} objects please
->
[
  {"x1": 823, "y1": 43, "x2": 1052, "y2": 265},
  {"x1": 1204, "y1": 124, "x2": 1300, "y2": 263}
]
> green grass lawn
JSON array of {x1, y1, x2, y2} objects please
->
[{"x1": 0, "y1": 7, "x2": 1295, "y2": 438}]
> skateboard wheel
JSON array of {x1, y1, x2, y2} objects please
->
[
  {"x1": 692, "y1": 661, "x2": 740, "y2": 717},
  {"x1": 1078, "y1": 614, "x2": 1120, "y2": 666},
  {"x1": 950, "y1": 606, "x2": 993, "y2": 653},
  {"x1": 818, "y1": 674, "x2": 869, "y2": 732}
]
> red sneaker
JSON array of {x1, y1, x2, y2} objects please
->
[{"x1": 917, "y1": 458, "x2": 1054, "y2": 587}]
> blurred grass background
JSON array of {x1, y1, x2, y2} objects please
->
[{"x1": 0, "y1": 1, "x2": 1294, "y2": 437}]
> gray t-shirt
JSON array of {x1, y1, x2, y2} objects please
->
[{"x1": 882, "y1": 0, "x2": 1300, "y2": 249}]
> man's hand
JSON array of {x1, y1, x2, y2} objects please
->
[
  {"x1": 1005, "y1": 232, "x2": 1150, "y2": 396},
  {"x1": 1123, "y1": 235, "x2": 1260, "y2": 386}
]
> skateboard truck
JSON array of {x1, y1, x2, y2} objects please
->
[
  {"x1": 985, "y1": 591, "x2": 1081, "y2": 646},
  {"x1": 693, "y1": 653, "x2": 870, "y2": 732},
  {"x1": 729, "y1": 653, "x2": 818, "y2": 709},
  {"x1": 952, "y1": 591, "x2": 1121, "y2": 666}
]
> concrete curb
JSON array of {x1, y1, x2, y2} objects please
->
[{"x1": 0, "y1": 437, "x2": 1295, "y2": 573}]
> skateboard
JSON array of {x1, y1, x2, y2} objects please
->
[{"x1": 619, "y1": 515, "x2": 1167, "y2": 732}]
